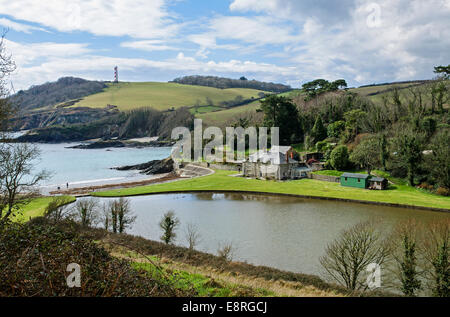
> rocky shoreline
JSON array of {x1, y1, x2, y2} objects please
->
[
  {"x1": 112, "y1": 157, "x2": 175, "y2": 175},
  {"x1": 67, "y1": 139, "x2": 174, "y2": 149}
]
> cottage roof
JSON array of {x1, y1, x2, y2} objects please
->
[
  {"x1": 341, "y1": 173, "x2": 370, "y2": 179},
  {"x1": 248, "y1": 148, "x2": 297, "y2": 165},
  {"x1": 370, "y1": 177, "x2": 386, "y2": 182},
  {"x1": 271, "y1": 146, "x2": 292, "y2": 154}
]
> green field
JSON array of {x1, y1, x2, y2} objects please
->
[
  {"x1": 12, "y1": 196, "x2": 76, "y2": 222},
  {"x1": 72, "y1": 82, "x2": 267, "y2": 112},
  {"x1": 93, "y1": 170, "x2": 450, "y2": 210}
]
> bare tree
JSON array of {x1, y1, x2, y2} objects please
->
[
  {"x1": 44, "y1": 196, "x2": 74, "y2": 223},
  {"x1": 109, "y1": 198, "x2": 135, "y2": 233},
  {"x1": 101, "y1": 202, "x2": 111, "y2": 231},
  {"x1": 159, "y1": 211, "x2": 180, "y2": 244},
  {"x1": 184, "y1": 223, "x2": 201, "y2": 251},
  {"x1": 0, "y1": 30, "x2": 16, "y2": 132},
  {"x1": 320, "y1": 220, "x2": 391, "y2": 291},
  {"x1": 0, "y1": 143, "x2": 49, "y2": 225},
  {"x1": 72, "y1": 198, "x2": 99, "y2": 227},
  {"x1": 217, "y1": 241, "x2": 234, "y2": 262}
]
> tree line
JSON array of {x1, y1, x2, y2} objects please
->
[
  {"x1": 172, "y1": 75, "x2": 291, "y2": 93},
  {"x1": 10, "y1": 77, "x2": 107, "y2": 111}
]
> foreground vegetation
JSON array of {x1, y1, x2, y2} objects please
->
[
  {"x1": 94, "y1": 170, "x2": 450, "y2": 210},
  {"x1": 0, "y1": 217, "x2": 347, "y2": 297}
]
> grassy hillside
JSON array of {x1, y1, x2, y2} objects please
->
[
  {"x1": 198, "y1": 90, "x2": 302, "y2": 126},
  {"x1": 73, "y1": 82, "x2": 267, "y2": 112}
]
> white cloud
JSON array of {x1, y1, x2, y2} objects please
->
[
  {"x1": 0, "y1": 18, "x2": 47, "y2": 33},
  {"x1": 229, "y1": 0, "x2": 450, "y2": 84},
  {"x1": 120, "y1": 40, "x2": 178, "y2": 52},
  {"x1": 0, "y1": 0, "x2": 178, "y2": 38}
]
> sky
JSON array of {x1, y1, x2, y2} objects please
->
[{"x1": 0, "y1": 0, "x2": 449, "y2": 90}]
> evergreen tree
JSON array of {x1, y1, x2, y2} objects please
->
[{"x1": 311, "y1": 116, "x2": 327, "y2": 144}]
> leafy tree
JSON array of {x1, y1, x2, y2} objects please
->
[
  {"x1": 259, "y1": 95, "x2": 300, "y2": 145},
  {"x1": 311, "y1": 116, "x2": 327, "y2": 144},
  {"x1": 327, "y1": 121, "x2": 346, "y2": 138},
  {"x1": 343, "y1": 109, "x2": 367, "y2": 141},
  {"x1": 159, "y1": 211, "x2": 180, "y2": 245},
  {"x1": 422, "y1": 220, "x2": 449, "y2": 297},
  {"x1": 392, "y1": 129, "x2": 424, "y2": 186},
  {"x1": 434, "y1": 65, "x2": 450, "y2": 80},
  {"x1": 330, "y1": 145, "x2": 349, "y2": 171},
  {"x1": 379, "y1": 134, "x2": 389, "y2": 171},
  {"x1": 391, "y1": 221, "x2": 422, "y2": 297},
  {"x1": 302, "y1": 79, "x2": 347, "y2": 99},
  {"x1": 350, "y1": 136, "x2": 380, "y2": 175},
  {"x1": 428, "y1": 130, "x2": 450, "y2": 189}
]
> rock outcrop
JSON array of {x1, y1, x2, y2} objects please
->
[{"x1": 113, "y1": 157, "x2": 174, "y2": 175}]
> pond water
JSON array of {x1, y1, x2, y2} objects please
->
[{"x1": 93, "y1": 193, "x2": 450, "y2": 276}]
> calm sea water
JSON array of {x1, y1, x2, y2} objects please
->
[{"x1": 32, "y1": 143, "x2": 172, "y2": 189}]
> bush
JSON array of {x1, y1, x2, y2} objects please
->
[
  {"x1": 0, "y1": 220, "x2": 189, "y2": 297},
  {"x1": 436, "y1": 187, "x2": 450, "y2": 196},
  {"x1": 330, "y1": 145, "x2": 349, "y2": 170}
]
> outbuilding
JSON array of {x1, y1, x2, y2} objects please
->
[
  {"x1": 369, "y1": 177, "x2": 389, "y2": 190},
  {"x1": 340, "y1": 173, "x2": 370, "y2": 189}
]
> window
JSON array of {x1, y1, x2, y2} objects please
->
[
  {"x1": 358, "y1": 179, "x2": 361, "y2": 182},
  {"x1": 345, "y1": 177, "x2": 348, "y2": 181}
]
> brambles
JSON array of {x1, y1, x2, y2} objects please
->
[{"x1": 0, "y1": 220, "x2": 188, "y2": 297}]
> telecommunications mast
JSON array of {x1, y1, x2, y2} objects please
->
[{"x1": 114, "y1": 66, "x2": 119, "y2": 83}]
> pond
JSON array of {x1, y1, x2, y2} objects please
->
[{"x1": 93, "y1": 193, "x2": 450, "y2": 276}]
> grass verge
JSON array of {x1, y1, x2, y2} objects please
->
[
  {"x1": 93, "y1": 170, "x2": 450, "y2": 210},
  {"x1": 12, "y1": 196, "x2": 76, "y2": 222}
]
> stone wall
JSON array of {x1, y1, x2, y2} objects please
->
[{"x1": 310, "y1": 174, "x2": 340, "y2": 183}]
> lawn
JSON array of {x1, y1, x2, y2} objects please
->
[
  {"x1": 93, "y1": 170, "x2": 450, "y2": 210},
  {"x1": 12, "y1": 196, "x2": 76, "y2": 222},
  {"x1": 73, "y1": 82, "x2": 267, "y2": 112}
]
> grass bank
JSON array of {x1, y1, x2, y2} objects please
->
[
  {"x1": 95, "y1": 230, "x2": 349, "y2": 297},
  {"x1": 12, "y1": 196, "x2": 76, "y2": 222},
  {"x1": 93, "y1": 170, "x2": 450, "y2": 211}
]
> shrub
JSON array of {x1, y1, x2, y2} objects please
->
[
  {"x1": 436, "y1": 187, "x2": 450, "y2": 196},
  {"x1": 330, "y1": 145, "x2": 349, "y2": 171}
]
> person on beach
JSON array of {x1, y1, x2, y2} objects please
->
[{"x1": 66, "y1": 182, "x2": 69, "y2": 189}]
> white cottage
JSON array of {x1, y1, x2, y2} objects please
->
[{"x1": 243, "y1": 146, "x2": 311, "y2": 180}]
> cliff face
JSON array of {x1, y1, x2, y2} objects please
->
[{"x1": 9, "y1": 106, "x2": 119, "y2": 131}]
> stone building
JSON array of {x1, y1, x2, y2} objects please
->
[{"x1": 242, "y1": 146, "x2": 311, "y2": 180}]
